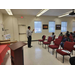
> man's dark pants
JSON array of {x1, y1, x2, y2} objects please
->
[{"x1": 28, "y1": 36, "x2": 32, "y2": 47}]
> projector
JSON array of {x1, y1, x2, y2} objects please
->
[{"x1": 69, "y1": 11, "x2": 75, "y2": 15}]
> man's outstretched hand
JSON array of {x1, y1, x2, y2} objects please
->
[{"x1": 33, "y1": 29, "x2": 34, "y2": 31}]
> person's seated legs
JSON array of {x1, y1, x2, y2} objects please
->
[{"x1": 60, "y1": 42, "x2": 64, "y2": 48}]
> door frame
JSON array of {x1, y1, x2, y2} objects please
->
[{"x1": 18, "y1": 24, "x2": 26, "y2": 41}]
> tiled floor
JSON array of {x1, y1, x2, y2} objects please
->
[{"x1": 2, "y1": 41, "x2": 75, "y2": 65}]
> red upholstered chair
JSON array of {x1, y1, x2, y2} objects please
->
[
  {"x1": 48, "y1": 39, "x2": 61, "y2": 55},
  {"x1": 69, "y1": 35, "x2": 73, "y2": 39},
  {"x1": 70, "y1": 38, "x2": 74, "y2": 42},
  {"x1": 38, "y1": 35, "x2": 46, "y2": 45},
  {"x1": 69, "y1": 35, "x2": 73, "y2": 42},
  {"x1": 43, "y1": 37, "x2": 52, "y2": 49},
  {"x1": 58, "y1": 36, "x2": 63, "y2": 40},
  {"x1": 53, "y1": 36, "x2": 63, "y2": 43},
  {"x1": 56, "y1": 41, "x2": 74, "y2": 63}
]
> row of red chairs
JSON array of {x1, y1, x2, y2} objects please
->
[
  {"x1": 38, "y1": 35, "x2": 75, "y2": 63},
  {"x1": 38, "y1": 35, "x2": 56, "y2": 48}
]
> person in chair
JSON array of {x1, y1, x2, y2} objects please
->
[
  {"x1": 51, "y1": 32, "x2": 55, "y2": 40},
  {"x1": 60, "y1": 34, "x2": 71, "y2": 48}
]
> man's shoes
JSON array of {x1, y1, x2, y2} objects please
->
[
  {"x1": 30, "y1": 46, "x2": 33, "y2": 47},
  {"x1": 28, "y1": 47, "x2": 31, "y2": 48},
  {"x1": 28, "y1": 46, "x2": 33, "y2": 48}
]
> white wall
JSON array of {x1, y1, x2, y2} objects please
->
[
  {"x1": 22, "y1": 16, "x2": 74, "y2": 40},
  {"x1": 3, "y1": 15, "x2": 75, "y2": 41},
  {"x1": 0, "y1": 12, "x2": 4, "y2": 40},
  {"x1": 3, "y1": 15, "x2": 19, "y2": 41}
]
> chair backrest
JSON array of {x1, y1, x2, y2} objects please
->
[
  {"x1": 69, "y1": 35, "x2": 73, "y2": 39},
  {"x1": 54, "y1": 39, "x2": 61, "y2": 46},
  {"x1": 69, "y1": 35, "x2": 73, "y2": 42},
  {"x1": 47, "y1": 37, "x2": 52, "y2": 42},
  {"x1": 64, "y1": 41, "x2": 74, "y2": 52},
  {"x1": 70, "y1": 38, "x2": 74, "y2": 42},
  {"x1": 43, "y1": 35, "x2": 46, "y2": 41},
  {"x1": 58, "y1": 36, "x2": 63, "y2": 40}
]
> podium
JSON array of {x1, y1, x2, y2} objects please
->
[{"x1": 9, "y1": 41, "x2": 27, "y2": 65}]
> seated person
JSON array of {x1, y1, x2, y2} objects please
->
[
  {"x1": 42, "y1": 35, "x2": 45, "y2": 39},
  {"x1": 59, "y1": 32, "x2": 63, "y2": 36},
  {"x1": 51, "y1": 32, "x2": 55, "y2": 40},
  {"x1": 74, "y1": 37, "x2": 75, "y2": 42},
  {"x1": 69, "y1": 32, "x2": 73, "y2": 38},
  {"x1": 65, "y1": 31, "x2": 70, "y2": 37},
  {"x1": 73, "y1": 31, "x2": 75, "y2": 38},
  {"x1": 70, "y1": 32, "x2": 73, "y2": 36},
  {"x1": 60, "y1": 34, "x2": 71, "y2": 48}
]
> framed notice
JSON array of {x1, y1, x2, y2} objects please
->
[
  {"x1": 4, "y1": 34, "x2": 11, "y2": 40},
  {"x1": 2, "y1": 28, "x2": 4, "y2": 31},
  {"x1": 43, "y1": 24, "x2": 48, "y2": 29},
  {"x1": 56, "y1": 25, "x2": 61, "y2": 30}
]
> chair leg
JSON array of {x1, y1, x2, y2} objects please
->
[
  {"x1": 69, "y1": 54, "x2": 71, "y2": 58},
  {"x1": 45, "y1": 45, "x2": 46, "y2": 49},
  {"x1": 48, "y1": 47, "x2": 49, "y2": 52},
  {"x1": 52, "y1": 49, "x2": 54, "y2": 55},
  {"x1": 72, "y1": 50, "x2": 73, "y2": 55},
  {"x1": 42, "y1": 44, "x2": 43, "y2": 47},
  {"x1": 60, "y1": 46, "x2": 61, "y2": 49},
  {"x1": 63, "y1": 55, "x2": 64, "y2": 63},
  {"x1": 56, "y1": 51, "x2": 57, "y2": 58}
]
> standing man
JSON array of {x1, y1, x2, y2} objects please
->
[{"x1": 26, "y1": 26, "x2": 34, "y2": 48}]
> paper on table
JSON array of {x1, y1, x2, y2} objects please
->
[
  {"x1": 73, "y1": 45, "x2": 75, "y2": 48},
  {"x1": 62, "y1": 50, "x2": 71, "y2": 54}
]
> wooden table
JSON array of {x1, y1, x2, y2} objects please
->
[
  {"x1": 0, "y1": 39, "x2": 10, "y2": 42},
  {"x1": 0, "y1": 44, "x2": 10, "y2": 65},
  {"x1": 0, "y1": 41, "x2": 17, "y2": 45}
]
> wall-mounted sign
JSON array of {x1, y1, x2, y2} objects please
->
[
  {"x1": 56, "y1": 25, "x2": 61, "y2": 30},
  {"x1": 43, "y1": 24, "x2": 48, "y2": 29},
  {"x1": 4, "y1": 34, "x2": 11, "y2": 40}
]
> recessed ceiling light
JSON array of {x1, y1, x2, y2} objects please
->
[
  {"x1": 58, "y1": 10, "x2": 72, "y2": 18},
  {"x1": 36, "y1": 9, "x2": 49, "y2": 17},
  {"x1": 5, "y1": 9, "x2": 13, "y2": 15}
]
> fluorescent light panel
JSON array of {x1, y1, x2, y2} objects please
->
[
  {"x1": 58, "y1": 13, "x2": 69, "y2": 18},
  {"x1": 37, "y1": 9, "x2": 49, "y2": 17},
  {"x1": 5, "y1": 9, "x2": 13, "y2": 15},
  {"x1": 58, "y1": 10, "x2": 72, "y2": 18}
]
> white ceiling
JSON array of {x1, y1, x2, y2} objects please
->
[
  {"x1": 0, "y1": 9, "x2": 74, "y2": 17},
  {"x1": 43, "y1": 9, "x2": 72, "y2": 16}
]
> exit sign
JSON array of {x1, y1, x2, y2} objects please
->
[{"x1": 21, "y1": 16, "x2": 23, "y2": 18}]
